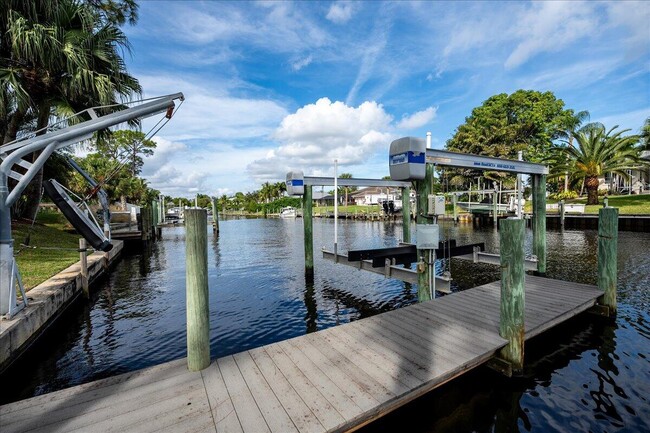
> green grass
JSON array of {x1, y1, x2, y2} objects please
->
[
  {"x1": 540, "y1": 194, "x2": 650, "y2": 215},
  {"x1": 313, "y1": 204, "x2": 383, "y2": 214},
  {"x1": 12, "y1": 211, "x2": 80, "y2": 290}
]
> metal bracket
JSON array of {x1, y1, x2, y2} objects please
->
[{"x1": 5, "y1": 258, "x2": 28, "y2": 319}]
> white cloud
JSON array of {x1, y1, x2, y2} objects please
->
[
  {"x1": 247, "y1": 98, "x2": 396, "y2": 182},
  {"x1": 396, "y1": 106, "x2": 437, "y2": 129},
  {"x1": 291, "y1": 55, "x2": 313, "y2": 71},
  {"x1": 138, "y1": 75, "x2": 288, "y2": 142},
  {"x1": 326, "y1": 1, "x2": 356, "y2": 24},
  {"x1": 505, "y1": 2, "x2": 599, "y2": 69}
]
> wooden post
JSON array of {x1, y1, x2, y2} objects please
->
[
  {"x1": 493, "y1": 191, "x2": 498, "y2": 229},
  {"x1": 532, "y1": 174, "x2": 546, "y2": 274},
  {"x1": 185, "y1": 208, "x2": 210, "y2": 371},
  {"x1": 303, "y1": 185, "x2": 314, "y2": 278},
  {"x1": 79, "y1": 238, "x2": 89, "y2": 298},
  {"x1": 402, "y1": 187, "x2": 411, "y2": 243},
  {"x1": 598, "y1": 207, "x2": 618, "y2": 316},
  {"x1": 211, "y1": 197, "x2": 220, "y2": 234},
  {"x1": 140, "y1": 207, "x2": 149, "y2": 241},
  {"x1": 498, "y1": 218, "x2": 525, "y2": 373},
  {"x1": 452, "y1": 193, "x2": 458, "y2": 222},
  {"x1": 416, "y1": 164, "x2": 434, "y2": 302},
  {"x1": 559, "y1": 200, "x2": 565, "y2": 227}
]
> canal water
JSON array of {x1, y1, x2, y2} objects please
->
[{"x1": 1, "y1": 218, "x2": 648, "y2": 432}]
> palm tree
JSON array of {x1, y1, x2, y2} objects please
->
[
  {"x1": 547, "y1": 123, "x2": 645, "y2": 205},
  {"x1": 558, "y1": 110, "x2": 590, "y2": 191},
  {"x1": 641, "y1": 117, "x2": 650, "y2": 151},
  {"x1": 1, "y1": 1, "x2": 141, "y2": 218}
]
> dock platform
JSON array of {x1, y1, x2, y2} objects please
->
[{"x1": 0, "y1": 276, "x2": 602, "y2": 433}]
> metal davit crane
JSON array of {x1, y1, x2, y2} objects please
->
[{"x1": 0, "y1": 93, "x2": 184, "y2": 317}]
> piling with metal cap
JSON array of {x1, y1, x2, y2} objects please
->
[{"x1": 402, "y1": 186, "x2": 411, "y2": 243}]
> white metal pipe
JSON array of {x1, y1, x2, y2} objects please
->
[{"x1": 334, "y1": 159, "x2": 338, "y2": 260}]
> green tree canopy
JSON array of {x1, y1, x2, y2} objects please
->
[
  {"x1": 96, "y1": 130, "x2": 156, "y2": 176},
  {"x1": 446, "y1": 90, "x2": 577, "y2": 165}
]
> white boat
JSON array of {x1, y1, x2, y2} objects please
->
[{"x1": 279, "y1": 206, "x2": 298, "y2": 218}]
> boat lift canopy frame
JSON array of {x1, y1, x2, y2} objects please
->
[
  {"x1": 0, "y1": 92, "x2": 184, "y2": 317},
  {"x1": 302, "y1": 176, "x2": 411, "y2": 189}
]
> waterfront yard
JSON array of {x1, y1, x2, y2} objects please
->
[{"x1": 11, "y1": 211, "x2": 79, "y2": 290}]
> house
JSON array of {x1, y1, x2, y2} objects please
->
[
  {"x1": 350, "y1": 187, "x2": 397, "y2": 205},
  {"x1": 603, "y1": 151, "x2": 650, "y2": 194},
  {"x1": 312, "y1": 191, "x2": 335, "y2": 206}
]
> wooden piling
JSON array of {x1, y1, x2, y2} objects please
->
[
  {"x1": 498, "y1": 218, "x2": 525, "y2": 373},
  {"x1": 532, "y1": 174, "x2": 546, "y2": 274},
  {"x1": 598, "y1": 207, "x2": 618, "y2": 316},
  {"x1": 140, "y1": 206, "x2": 149, "y2": 241},
  {"x1": 303, "y1": 185, "x2": 314, "y2": 278},
  {"x1": 559, "y1": 200, "x2": 565, "y2": 227},
  {"x1": 79, "y1": 238, "x2": 89, "y2": 298},
  {"x1": 402, "y1": 186, "x2": 411, "y2": 243},
  {"x1": 416, "y1": 163, "x2": 434, "y2": 302},
  {"x1": 185, "y1": 208, "x2": 210, "y2": 371},
  {"x1": 211, "y1": 197, "x2": 220, "y2": 234},
  {"x1": 452, "y1": 193, "x2": 458, "y2": 222}
]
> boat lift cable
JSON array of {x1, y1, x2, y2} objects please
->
[{"x1": 77, "y1": 98, "x2": 185, "y2": 202}]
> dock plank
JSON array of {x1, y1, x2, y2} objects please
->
[{"x1": 1, "y1": 276, "x2": 603, "y2": 433}]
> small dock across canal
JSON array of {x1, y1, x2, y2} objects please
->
[{"x1": 0, "y1": 275, "x2": 602, "y2": 433}]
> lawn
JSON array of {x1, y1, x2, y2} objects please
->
[
  {"x1": 12, "y1": 210, "x2": 81, "y2": 290},
  {"x1": 542, "y1": 194, "x2": 650, "y2": 215}
]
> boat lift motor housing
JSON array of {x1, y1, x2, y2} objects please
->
[
  {"x1": 428, "y1": 195, "x2": 446, "y2": 216},
  {"x1": 389, "y1": 137, "x2": 426, "y2": 181},
  {"x1": 286, "y1": 171, "x2": 305, "y2": 196}
]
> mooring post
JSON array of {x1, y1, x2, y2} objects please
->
[
  {"x1": 499, "y1": 218, "x2": 525, "y2": 374},
  {"x1": 303, "y1": 185, "x2": 314, "y2": 278},
  {"x1": 185, "y1": 208, "x2": 210, "y2": 371},
  {"x1": 598, "y1": 207, "x2": 618, "y2": 316},
  {"x1": 211, "y1": 197, "x2": 220, "y2": 235},
  {"x1": 402, "y1": 186, "x2": 411, "y2": 243},
  {"x1": 416, "y1": 163, "x2": 434, "y2": 302},
  {"x1": 532, "y1": 174, "x2": 546, "y2": 274},
  {"x1": 79, "y1": 238, "x2": 89, "y2": 298},
  {"x1": 559, "y1": 200, "x2": 565, "y2": 227}
]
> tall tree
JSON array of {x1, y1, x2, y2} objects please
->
[
  {"x1": 547, "y1": 123, "x2": 645, "y2": 204},
  {"x1": 96, "y1": 130, "x2": 156, "y2": 176},
  {"x1": 558, "y1": 110, "x2": 590, "y2": 191},
  {"x1": 446, "y1": 90, "x2": 577, "y2": 185},
  {"x1": 339, "y1": 173, "x2": 356, "y2": 206}
]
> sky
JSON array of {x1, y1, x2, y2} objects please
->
[{"x1": 123, "y1": 1, "x2": 650, "y2": 197}]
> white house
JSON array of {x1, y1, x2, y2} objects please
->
[{"x1": 350, "y1": 187, "x2": 397, "y2": 205}]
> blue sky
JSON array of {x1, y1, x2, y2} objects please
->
[{"x1": 125, "y1": 1, "x2": 650, "y2": 197}]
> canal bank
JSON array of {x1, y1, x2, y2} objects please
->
[{"x1": 0, "y1": 240, "x2": 123, "y2": 372}]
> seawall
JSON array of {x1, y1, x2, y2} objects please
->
[{"x1": 0, "y1": 240, "x2": 123, "y2": 372}]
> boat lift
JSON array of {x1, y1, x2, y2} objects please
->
[
  {"x1": 0, "y1": 93, "x2": 184, "y2": 317},
  {"x1": 288, "y1": 136, "x2": 549, "y2": 301}
]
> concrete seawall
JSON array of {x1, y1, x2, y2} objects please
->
[{"x1": 0, "y1": 240, "x2": 123, "y2": 372}]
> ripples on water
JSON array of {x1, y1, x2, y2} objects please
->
[{"x1": 1, "y1": 218, "x2": 648, "y2": 432}]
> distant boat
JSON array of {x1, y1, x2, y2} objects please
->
[{"x1": 279, "y1": 206, "x2": 298, "y2": 218}]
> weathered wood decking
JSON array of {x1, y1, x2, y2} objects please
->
[{"x1": 0, "y1": 275, "x2": 602, "y2": 433}]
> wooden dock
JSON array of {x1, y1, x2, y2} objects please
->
[{"x1": 0, "y1": 276, "x2": 602, "y2": 433}]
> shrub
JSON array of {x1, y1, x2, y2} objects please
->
[{"x1": 550, "y1": 190, "x2": 578, "y2": 200}]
